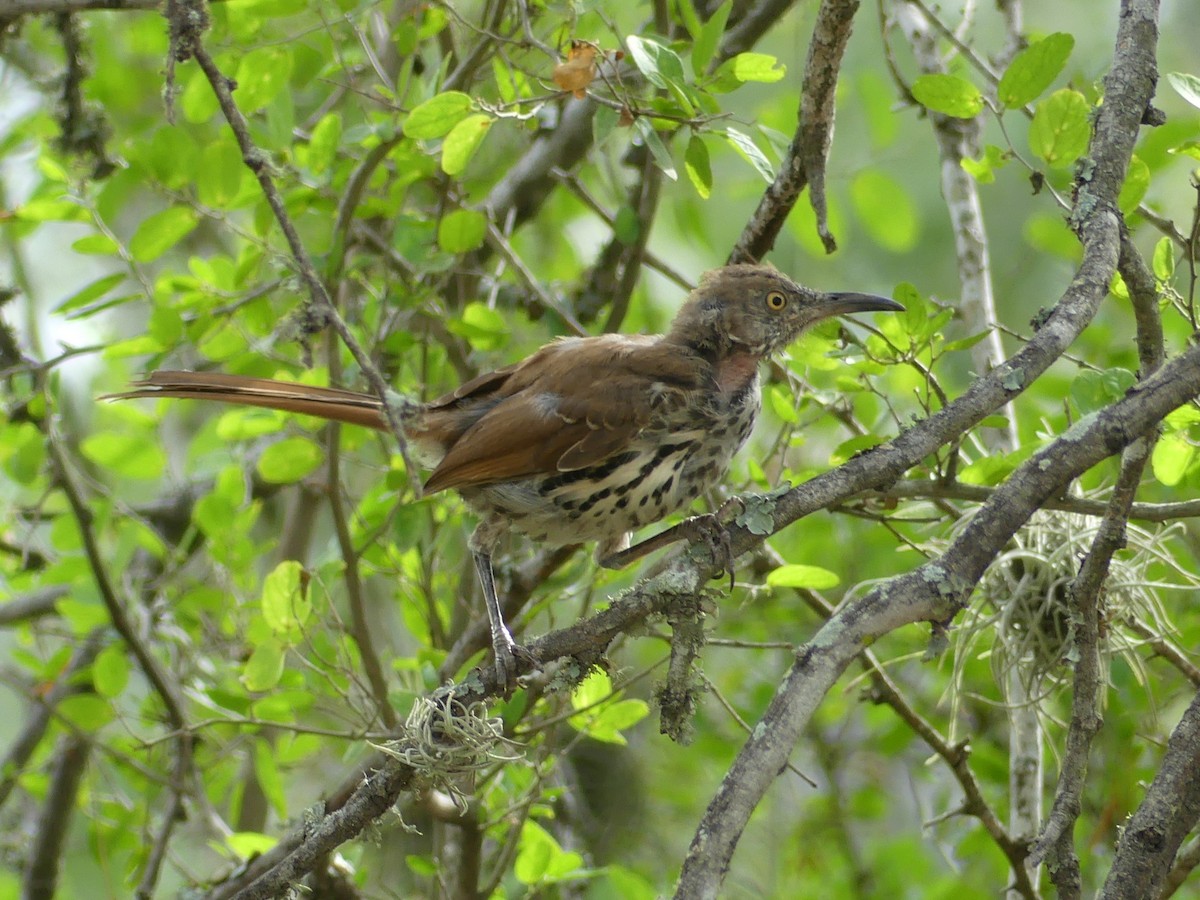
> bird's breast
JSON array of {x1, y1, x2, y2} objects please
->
[{"x1": 714, "y1": 353, "x2": 760, "y2": 395}]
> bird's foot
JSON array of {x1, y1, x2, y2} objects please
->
[
  {"x1": 679, "y1": 497, "x2": 745, "y2": 591},
  {"x1": 490, "y1": 627, "x2": 536, "y2": 696}
]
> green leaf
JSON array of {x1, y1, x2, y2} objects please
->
[
  {"x1": 406, "y1": 855, "x2": 438, "y2": 877},
  {"x1": 1070, "y1": 368, "x2": 1135, "y2": 415},
  {"x1": 57, "y1": 598, "x2": 110, "y2": 633},
  {"x1": 711, "y1": 53, "x2": 784, "y2": 91},
  {"x1": 252, "y1": 690, "x2": 314, "y2": 721},
  {"x1": 684, "y1": 134, "x2": 712, "y2": 198},
  {"x1": 911, "y1": 74, "x2": 984, "y2": 118},
  {"x1": 1152, "y1": 432, "x2": 1194, "y2": 486},
  {"x1": 1170, "y1": 140, "x2": 1200, "y2": 161},
  {"x1": 55, "y1": 273, "x2": 126, "y2": 315},
  {"x1": 893, "y1": 282, "x2": 927, "y2": 336},
  {"x1": 180, "y1": 68, "x2": 219, "y2": 123},
  {"x1": 1165, "y1": 406, "x2": 1200, "y2": 429},
  {"x1": 572, "y1": 669, "x2": 613, "y2": 709},
  {"x1": 676, "y1": 0, "x2": 702, "y2": 38},
  {"x1": 1029, "y1": 89, "x2": 1091, "y2": 167},
  {"x1": 514, "y1": 821, "x2": 586, "y2": 885},
  {"x1": 959, "y1": 452, "x2": 1019, "y2": 486},
  {"x1": 997, "y1": 33, "x2": 1074, "y2": 107},
  {"x1": 196, "y1": 139, "x2": 245, "y2": 208},
  {"x1": 59, "y1": 695, "x2": 115, "y2": 730},
  {"x1": 961, "y1": 144, "x2": 1010, "y2": 184},
  {"x1": 307, "y1": 112, "x2": 342, "y2": 174},
  {"x1": 438, "y1": 209, "x2": 487, "y2": 253},
  {"x1": 613, "y1": 205, "x2": 640, "y2": 244},
  {"x1": 586, "y1": 700, "x2": 650, "y2": 745},
  {"x1": 592, "y1": 103, "x2": 620, "y2": 147},
  {"x1": 261, "y1": 560, "x2": 311, "y2": 634},
  {"x1": 602, "y1": 866, "x2": 657, "y2": 900},
  {"x1": 850, "y1": 170, "x2": 918, "y2": 252},
  {"x1": 829, "y1": 434, "x2": 885, "y2": 466},
  {"x1": 1118, "y1": 154, "x2": 1149, "y2": 214},
  {"x1": 692, "y1": 0, "x2": 731, "y2": 73},
  {"x1": 92, "y1": 644, "x2": 130, "y2": 698},
  {"x1": 129, "y1": 207, "x2": 199, "y2": 262},
  {"x1": 766, "y1": 564, "x2": 841, "y2": 590},
  {"x1": 81, "y1": 432, "x2": 166, "y2": 479},
  {"x1": 242, "y1": 638, "x2": 286, "y2": 691},
  {"x1": 448, "y1": 301, "x2": 510, "y2": 350},
  {"x1": 2, "y1": 422, "x2": 43, "y2": 485},
  {"x1": 441, "y1": 113, "x2": 493, "y2": 175},
  {"x1": 227, "y1": 832, "x2": 278, "y2": 860},
  {"x1": 256, "y1": 436, "x2": 324, "y2": 484},
  {"x1": 405, "y1": 91, "x2": 473, "y2": 139},
  {"x1": 148, "y1": 304, "x2": 184, "y2": 347},
  {"x1": 1166, "y1": 72, "x2": 1200, "y2": 110},
  {"x1": 14, "y1": 197, "x2": 88, "y2": 223},
  {"x1": 943, "y1": 330, "x2": 992, "y2": 353},
  {"x1": 492, "y1": 56, "x2": 516, "y2": 104},
  {"x1": 1153, "y1": 236, "x2": 1175, "y2": 282},
  {"x1": 634, "y1": 118, "x2": 678, "y2": 180},
  {"x1": 859, "y1": 70, "x2": 899, "y2": 149},
  {"x1": 625, "y1": 36, "x2": 686, "y2": 90},
  {"x1": 71, "y1": 233, "x2": 120, "y2": 255},
  {"x1": 1024, "y1": 211, "x2": 1080, "y2": 260},
  {"x1": 722, "y1": 127, "x2": 773, "y2": 182},
  {"x1": 234, "y1": 47, "x2": 294, "y2": 112},
  {"x1": 728, "y1": 52, "x2": 785, "y2": 83},
  {"x1": 767, "y1": 383, "x2": 800, "y2": 424},
  {"x1": 568, "y1": 671, "x2": 648, "y2": 744},
  {"x1": 254, "y1": 738, "x2": 288, "y2": 819}
]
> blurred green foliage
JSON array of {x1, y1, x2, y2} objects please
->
[{"x1": 1, "y1": 0, "x2": 1199, "y2": 897}]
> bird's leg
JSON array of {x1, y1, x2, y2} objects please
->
[
  {"x1": 471, "y1": 550, "x2": 521, "y2": 691},
  {"x1": 468, "y1": 521, "x2": 526, "y2": 692},
  {"x1": 598, "y1": 497, "x2": 746, "y2": 589}
]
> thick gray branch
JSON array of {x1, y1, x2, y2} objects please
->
[
  {"x1": 1099, "y1": 685, "x2": 1200, "y2": 899},
  {"x1": 676, "y1": 0, "x2": 1162, "y2": 892},
  {"x1": 677, "y1": 339, "x2": 1200, "y2": 899}
]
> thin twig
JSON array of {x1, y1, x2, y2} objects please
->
[
  {"x1": 173, "y1": 6, "x2": 422, "y2": 496},
  {"x1": 47, "y1": 434, "x2": 193, "y2": 898}
]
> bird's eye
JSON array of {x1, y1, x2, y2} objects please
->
[{"x1": 765, "y1": 291, "x2": 787, "y2": 310}]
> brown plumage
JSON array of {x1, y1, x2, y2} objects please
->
[{"x1": 109, "y1": 264, "x2": 902, "y2": 689}]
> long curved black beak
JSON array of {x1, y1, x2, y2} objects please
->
[{"x1": 821, "y1": 292, "x2": 906, "y2": 316}]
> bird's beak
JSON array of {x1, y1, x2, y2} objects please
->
[{"x1": 820, "y1": 292, "x2": 906, "y2": 317}]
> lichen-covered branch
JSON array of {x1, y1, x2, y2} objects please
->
[
  {"x1": 675, "y1": 1, "x2": 1163, "y2": 891},
  {"x1": 1098, "y1": 685, "x2": 1200, "y2": 899}
]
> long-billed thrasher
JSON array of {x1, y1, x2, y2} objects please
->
[{"x1": 109, "y1": 264, "x2": 902, "y2": 690}]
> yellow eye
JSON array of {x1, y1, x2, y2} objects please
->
[{"x1": 765, "y1": 290, "x2": 787, "y2": 310}]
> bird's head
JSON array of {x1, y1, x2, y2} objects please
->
[{"x1": 667, "y1": 264, "x2": 904, "y2": 358}]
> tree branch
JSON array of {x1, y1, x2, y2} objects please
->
[
  {"x1": 1099, "y1": 684, "x2": 1200, "y2": 899},
  {"x1": 21, "y1": 734, "x2": 89, "y2": 900},
  {"x1": 1032, "y1": 218, "x2": 1168, "y2": 889},
  {"x1": 729, "y1": 0, "x2": 862, "y2": 262},
  {"x1": 676, "y1": 335, "x2": 1200, "y2": 898}
]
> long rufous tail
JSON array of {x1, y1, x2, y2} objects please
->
[{"x1": 104, "y1": 371, "x2": 390, "y2": 430}]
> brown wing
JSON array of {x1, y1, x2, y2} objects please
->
[
  {"x1": 421, "y1": 335, "x2": 705, "y2": 494},
  {"x1": 425, "y1": 363, "x2": 521, "y2": 409}
]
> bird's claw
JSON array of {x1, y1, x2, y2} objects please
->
[
  {"x1": 680, "y1": 498, "x2": 744, "y2": 591},
  {"x1": 491, "y1": 633, "x2": 536, "y2": 695}
]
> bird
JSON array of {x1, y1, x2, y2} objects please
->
[{"x1": 108, "y1": 264, "x2": 902, "y2": 691}]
